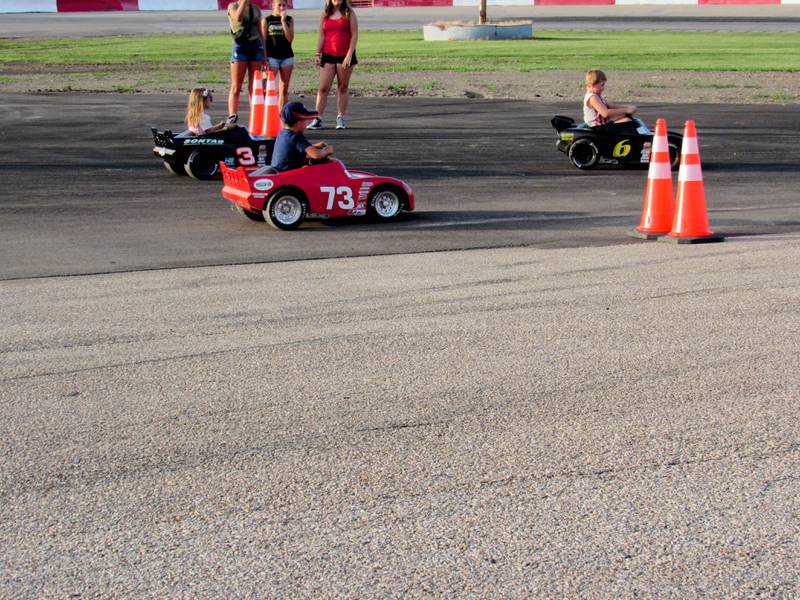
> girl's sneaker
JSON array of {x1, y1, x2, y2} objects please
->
[
  {"x1": 336, "y1": 116, "x2": 346, "y2": 129},
  {"x1": 307, "y1": 118, "x2": 322, "y2": 129}
]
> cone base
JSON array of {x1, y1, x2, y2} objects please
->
[
  {"x1": 659, "y1": 234, "x2": 726, "y2": 244},
  {"x1": 628, "y1": 229, "x2": 665, "y2": 241}
]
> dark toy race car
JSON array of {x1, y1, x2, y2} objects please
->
[
  {"x1": 152, "y1": 126, "x2": 274, "y2": 180},
  {"x1": 551, "y1": 116, "x2": 683, "y2": 170},
  {"x1": 221, "y1": 158, "x2": 415, "y2": 230}
]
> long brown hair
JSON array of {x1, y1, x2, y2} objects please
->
[
  {"x1": 185, "y1": 88, "x2": 208, "y2": 129},
  {"x1": 323, "y1": 0, "x2": 351, "y2": 20}
]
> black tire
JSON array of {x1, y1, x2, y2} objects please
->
[
  {"x1": 163, "y1": 161, "x2": 185, "y2": 176},
  {"x1": 368, "y1": 184, "x2": 404, "y2": 220},
  {"x1": 184, "y1": 149, "x2": 219, "y2": 180},
  {"x1": 668, "y1": 143, "x2": 680, "y2": 170},
  {"x1": 568, "y1": 138, "x2": 599, "y2": 169},
  {"x1": 265, "y1": 189, "x2": 306, "y2": 230},
  {"x1": 233, "y1": 205, "x2": 265, "y2": 222}
]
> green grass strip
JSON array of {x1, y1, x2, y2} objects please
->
[{"x1": 0, "y1": 31, "x2": 798, "y2": 72}]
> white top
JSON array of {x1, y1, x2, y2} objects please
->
[
  {"x1": 583, "y1": 92, "x2": 607, "y2": 127},
  {"x1": 190, "y1": 112, "x2": 213, "y2": 135}
]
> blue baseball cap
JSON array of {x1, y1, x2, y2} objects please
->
[{"x1": 280, "y1": 102, "x2": 319, "y2": 126}]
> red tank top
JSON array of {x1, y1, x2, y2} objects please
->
[{"x1": 322, "y1": 16, "x2": 351, "y2": 57}]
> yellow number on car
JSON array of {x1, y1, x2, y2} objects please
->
[{"x1": 613, "y1": 139, "x2": 632, "y2": 158}]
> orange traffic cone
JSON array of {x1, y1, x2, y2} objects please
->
[
  {"x1": 661, "y1": 120, "x2": 725, "y2": 244},
  {"x1": 630, "y1": 118, "x2": 674, "y2": 240},
  {"x1": 263, "y1": 70, "x2": 281, "y2": 138},
  {"x1": 248, "y1": 69, "x2": 266, "y2": 136}
]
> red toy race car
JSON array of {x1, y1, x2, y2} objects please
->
[{"x1": 220, "y1": 158, "x2": 415, "y2": 230}]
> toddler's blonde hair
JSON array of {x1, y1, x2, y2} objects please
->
[
  {"x1": 585, "y1": 69, "x2": 607, "y2": 87},
  {"x1": 185, "y1": 88, "x2": 207, "y2": 130}
]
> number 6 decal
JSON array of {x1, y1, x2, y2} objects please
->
[
  {"x1": 321, "y1": 186, "x2": 355, "y2": 210},
  {"x1": 612, "y1": 140, "x2": 632, "y2": 158}
]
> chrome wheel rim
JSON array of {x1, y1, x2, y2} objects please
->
[
  {"x1": 273, "y1": 195, "x2": 303, "y2": 225},
  {"x1": 373, "y1": 190, "x2": 401, "y2": 218}
]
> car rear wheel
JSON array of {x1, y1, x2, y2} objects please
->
[
  {"x1": 568, "y1": 138, "x2": 599, "y2": 169},
  {"x1": 185, "y1": 149, "x2": 219, "y2": 180},
  {"x1": 668, "y1": 143, "x2": 680, "y2": 170},
  {"x1": 233, "y1": 205, "x2": 265, "y2": 222},
  {"x1": 265, "y1": 189, "x2": 306, "y2": 230},
  {"x1": 163, "y1": 161, "x2": 185, "y2": 176},
  {"x1": 368, "y1": 185, "x2": 404, "y2": 220}
]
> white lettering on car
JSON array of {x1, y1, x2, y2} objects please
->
[{"x1": 321, "y1": 186, "x2": 355, "y2": 210}]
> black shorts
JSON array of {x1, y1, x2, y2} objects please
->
[{"x1": 320, "y1": 52, "x2": 358, "y2": 67}]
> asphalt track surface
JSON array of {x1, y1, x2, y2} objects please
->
[
  {"x1": 2, "y1": 228, "x2": 800, "y2": 596},
  {"x1": 1, "y1": 93, "x2": 799, "y2": 280},
  {"x1": 2, "y1": 26, "x2": 800, "y2": 592}
]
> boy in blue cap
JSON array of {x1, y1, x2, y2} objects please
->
[{"x1": 270, "y1": 101, "x2": 334, "y2": 172}]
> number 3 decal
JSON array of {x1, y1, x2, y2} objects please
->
[
  {"x1": 321, "y1": 186, "x2": 355, "y2": 210},
  {"x1": 236, "y1": 147, "x2": 256, "y2": 166}
]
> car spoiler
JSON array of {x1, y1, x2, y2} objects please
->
[
  {"x1": 151, "y1": 128, "x2": 176, "y2": 149},
  {"x1": 551, "y1": 115, "x2": 576, "y2": 133},
  {"x1": 220, "y1": 163, "x2": 255, "y2": 200}
]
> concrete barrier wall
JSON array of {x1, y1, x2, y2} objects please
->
[
  {"x1": 138, "y1": 0, "x2": 218, "y2": 8},
  {"x1": 0, "y1": 0, "x2": 792, "y2": 12},
  {"x1": 0, "y1": 0, "x2": 57, "y2": 11}
]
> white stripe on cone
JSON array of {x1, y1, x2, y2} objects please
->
[
  {"x1": 652, "y1": 136, "x2": 668, "y2": 152},
  {"x1": 648, "y1": 160, "x2": 672, "y2": 180},
  {"x1": 681, "y1": 135, "x2": 699, "y2": 156},
  {"x1": 678, "y1": 163, "x2": 704, "y2": 182},
  {"x1": 265, "y1": 76, "x2": 278, "y2": 105}
]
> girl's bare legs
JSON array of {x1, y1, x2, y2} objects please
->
[
  {"x1": 334, "y1": 63, "x2": 353, "y2": 118},
  {"x1": 247, "y1": 60, "x2": 262, "y2": 99},
  {"x1": 278, "y1": 64, "x2": 293, "y2": 109},
  {"x1": 228, "y1": 60, "x2": 248, "y2": 116},
  {"x1": 315, "y1": 63, "x2": 337, "y2": 118}
]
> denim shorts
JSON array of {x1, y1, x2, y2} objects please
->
[
  {"x1": 267, "y1": 56, "x2": 295, "y2": 70},
  {"x1": 230, "y1": 39, "x2": 265, "y2": 63}
]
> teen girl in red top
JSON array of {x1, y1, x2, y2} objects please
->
[{"x1": 307, "y1": 0, "x2": 358, "y2": 130}]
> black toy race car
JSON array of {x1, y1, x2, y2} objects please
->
[
  {"x1": 551, "y1": 116, "x2": 682, "y2": 170},
  {"x1": 152, "y1": 126, "x2": 274, "y2": 180}
]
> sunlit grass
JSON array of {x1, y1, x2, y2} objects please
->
[{"x1": 0, "y1": 31, "x2": 798, "y2": 72}]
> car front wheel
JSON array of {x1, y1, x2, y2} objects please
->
[
  {"x1": 265, "y1": 189, "x2": 306, "y2": 230},
  {"x1": 185, "y1": 149, "x2": 219, "y2": 180},
  {"x1": 368, "y1": 185, "x2": 404, "y2": 220},
  {"x1": 568, "y1": 138, "x2": 599, "y2": 169}
]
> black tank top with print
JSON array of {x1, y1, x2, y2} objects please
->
[{"x1": 264, "y1": 14, "x2": 294, "y2": 59}]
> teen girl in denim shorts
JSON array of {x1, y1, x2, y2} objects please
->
[{"x1": 227, "y1": 0, "x2": 266, "y2": 123}]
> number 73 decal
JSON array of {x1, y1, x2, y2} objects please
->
[{"x1": 321, "y1": 186, "x2": 355, "y2": 210}]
